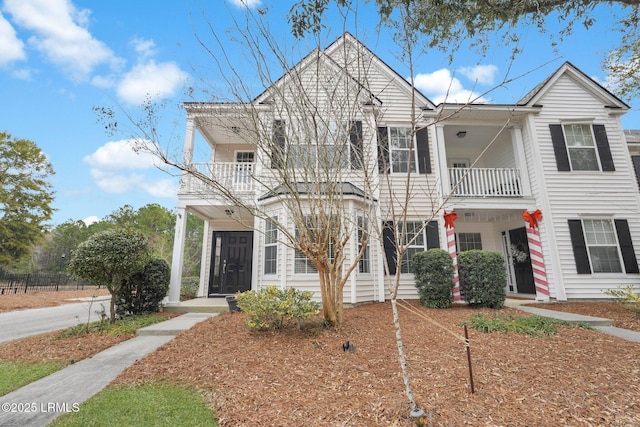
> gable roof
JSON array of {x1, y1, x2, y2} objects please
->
[
  {"x1": 253, "y1": 32, "x2": 435, "y2": 110},
  {"x1": 518, "y1": 61, "x2": 629, "y2": 110}
]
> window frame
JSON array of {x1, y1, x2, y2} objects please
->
[
  {"x1": 388, "y1": 126, "x2": 418, "y2": 174},
  {"x1": 582, "y1": 218, "x2": 623, "y2": 273},
  {"x1": 399, "y1": 220, "x2": 425, "y2": 274},
  {"x1": 457, "y1": 232, "x2": 483, "y2": 252},
  {"x1": 562, "y1": 124, "x2": 601, "y2": 171},
  {"x1": 263, "y1": 216, "x2": 278, "y2": 275},
  {"x1": 288, "y1": 120, "x2": 351, "y2": 170},
  {"x1": 357, "y1": 215, "x2": 370, "y2": 274}
]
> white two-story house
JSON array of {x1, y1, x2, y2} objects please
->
[{"x1": 166, "y1": 33, "x2": 640, "y2": 306}]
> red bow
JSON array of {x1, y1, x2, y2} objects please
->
[
  {"x1": 444, "y1": 210, "x2": 457, "y2": 229},
  {"x1": 523, "y1": 209, "x2": 542, "y2": 229}
]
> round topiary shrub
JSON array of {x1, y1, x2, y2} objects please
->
[
  {"x1": 412, "y1": 249, "x2": 455, "y2": 308},
  {"x1": 458, "y1": 250, "x2": 506, "y2": 308},
  {"x1": 116, "y1": 257, "x2": 170, "y2": 317}
]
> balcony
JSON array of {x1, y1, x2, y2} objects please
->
[
  {"x1": 180, "y1": 162, "x2": 255, "y2": 195},
  {"x1": 448, "y1": 167, "x2": 522, "y2": 197}
]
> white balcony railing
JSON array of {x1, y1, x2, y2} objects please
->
[
  {"x1": 448, "y1": 167, "x2": 522, "y2": 197},
  {"x1": 181, "y1": 162, "x2": 255, "y2": 194}
]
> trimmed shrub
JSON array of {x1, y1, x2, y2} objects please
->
[
  {"x1": 235, "y1": 285, "x2": 320, "y2": 330},
  {"x1": 412, "y1": 249, "x2": 455, "y2": 308},
  {"x1": 181, "y1": 276, "x2": 200, "y2": 301},
  {"x1": 458, "y1": 250, "x2": 506, "y2": 308},
  {"x1": 116, "y1": 258, "x2": 170, "y2": 317}
]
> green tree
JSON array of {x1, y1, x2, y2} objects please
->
[
  {"x1": 0, "y1": 132, "x2": 55, "y2": 266},
  {"x1": 289, "y1": 0, "x2": 640, "y2": 98},
  {"x1": 68, "y1": 228, "x2": 150, "y2": 322}
]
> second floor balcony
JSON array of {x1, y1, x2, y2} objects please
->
[
  {"x1": 180, "y1": 162, "x2": 256, "y2": 195},
  {"x1": 448, "y1": 167, "x2": 522, "y2": 198}
]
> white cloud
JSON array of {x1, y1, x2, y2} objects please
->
[
  {"x1": 414, "y1": 68, "x2": 487, "y2": 104},
  {"x1": 82, "y1": 215, "x2": 99, "y2": 226},
  {"x1": 458, "y1": 64, "x2": 498, "y2": 85},
  {"x1": 0, "y1": 12, "x2": 25, "y2": 65},
  {"x1": 3, "y1": 0, "x2": 119, "y2": 78},
  {"x1": 84, "y1": 139, "x2": 177, "y2": 197},
  {"x1": 228, "y1": 0, "x2": 261, "y2": 8},
  {"x1": 116, "y1": 60, "x2": 189, "y2": 105},
  {"x1": 130, "y1": 37, "x2": 156, "y2": 59}
]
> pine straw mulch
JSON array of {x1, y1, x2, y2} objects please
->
[{"x1": 110, "y1": 301, "x2": 640, "y2": 426}]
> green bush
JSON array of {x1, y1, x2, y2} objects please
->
[
  {"x1": 235, "y1": 285, "x2": 320, "y2": 330},
  {"x1": 116, "y1": 258, "x2": 170, "y2": 317},
  {"x1": 180, "y1": 276, "x2": 200, "y2": 301},
  {"x1": 412, "y1": 249, "x2": 454, "y2": 308},
  {"x1": 604, "y1": 285, "x2": 640, "y2": 318},
  {"x1": 458, "y1": 250, "x2": 506, "y2": 308}
]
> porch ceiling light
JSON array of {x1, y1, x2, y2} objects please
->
[
  {"x1": 456, "y1": 131, "x2": 467, "y2": 138},
  {"x1": 224, "y1": 209, "x2": 234, "y2": 216}
]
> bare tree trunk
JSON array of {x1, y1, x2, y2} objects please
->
[{"x1": 390, "y1": 298, "x2": 417, "y2": 410}]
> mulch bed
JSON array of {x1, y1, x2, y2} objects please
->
[{"x1": 111, "y1": 301, "x2": 640, "y2": 426}]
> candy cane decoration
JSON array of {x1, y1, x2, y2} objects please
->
[
  {"x1": 522, "y1": 209, "x2": 550, "y2": 301},
  {"x1": 444, "y1": 210, "x2": 461, "y2": 302}
]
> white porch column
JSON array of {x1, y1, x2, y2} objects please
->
[
  {"x1": 435, "y1": 124, "x2": 450, "y2": 196},
  {"x1": 510, "y1": 125, "x2": 532, "y2": 196},
  {"x1": 167, "y1": 207, "x2": 188, "y2": 305},
  {"x1": 183, "y1": 117, "x2": 195, "y2": 165},
  {"x1": 197, "y1": 220, "x2": 211, "y2": 297}
]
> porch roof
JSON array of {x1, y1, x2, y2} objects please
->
[{"x1": 258, "y1": 181, "x2": 374, "y2": 201}]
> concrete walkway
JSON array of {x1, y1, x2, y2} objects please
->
[
  {"x1": 0, "y1": 312, "x2": 215, "y2": 427},
  {"x1": 506, "y1": 299, "x2": 640, "y2": 343}
]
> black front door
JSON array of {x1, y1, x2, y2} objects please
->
[
  {"x1": 208, "y1": 231, "x2": 253, "y2": 296},
  {"x1": 509, "y1": 227, "x2": 536, "y2": 294}
]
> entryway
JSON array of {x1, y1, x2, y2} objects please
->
[
  {"x1": 503, "y1": 227, "x2": 536, "y2": 295},
  {"x1": 208, "y1": 231, "x2": 253, "y2": 296}
]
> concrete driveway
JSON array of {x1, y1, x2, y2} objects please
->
[{"x1": 0, "y1": 296, "x2": 111, "y2": 343}]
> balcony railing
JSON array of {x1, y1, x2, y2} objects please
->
[
  {"x1": 448, "y1": 167, "x2": 522, "y2": 197},
  {"x1": 181, "y1": 162, "x2": 255, "y2": 194}
]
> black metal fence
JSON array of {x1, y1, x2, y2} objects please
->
[{"x1": 0, "y1": 271, "x2": 94, "y2": 295}]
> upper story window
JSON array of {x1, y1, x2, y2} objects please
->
[
  {"x1": 549, "y1": 124, "x2": 615, "y2": 172},
  {"x1": 377, "y1": 126, "x2": 431, "y2": 175},
  {"x1": 389, "y1": 127, "x2": 417, "y2": 173},
  {"x1": 564, "y1": 124, "x2": 599, "y2": 170},
  {"x1": 270, "y1": 120, "x2": 363, "y2": 171}
]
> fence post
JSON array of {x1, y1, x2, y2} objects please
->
[{"x1": 24, "y1": 273, "x2": 30, "y2": 294}]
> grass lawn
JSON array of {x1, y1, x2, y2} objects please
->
[
  {"x1": 50, "y1": 382, "x2": 218, "y2": 427},
  {"x1": 0, "y1": 361, "x2": 67, "y2": 396}
]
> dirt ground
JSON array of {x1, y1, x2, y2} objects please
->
[
  {"x1": 0, "y1": 288, "x2": 111, "y2": 312},
  {"x1": 1, "y1": 292, "x2": 639, "y2": 426}
]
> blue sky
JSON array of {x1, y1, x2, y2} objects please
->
[{"x1": 1, "y1": 0, "x2": 637, "y2": 227}]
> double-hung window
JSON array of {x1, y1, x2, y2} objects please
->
[
  {"x1": 564, "y1": 124, "x2": 599, "y2": 171},
  {"x1": 294, "y1": 215, "x2": 336, "y2": 274},
  {"x1": 399, "y1": 221, "x2": 424, "y2": 273},
  {"x1": 568, "y1": 218, "x2": 639, "y2": 274},
  {"x1": 357, "y1": 215, "x2": 370, "y2": 274},
  {"x1": 264, "y1": 217, "x2": 278, "y2": 275},
  {"x1": 550, "y1": 123, "x2": 615, "y2": 172},
  {"x1": 457, "y1": 232, "x2": 482, "y2": 252},
  {"x1": 389, "y1": 127, "x2": 417, "y2": 173},
  {"x1": 288, "y1": 121, "x2": 350, "y2": 170}
]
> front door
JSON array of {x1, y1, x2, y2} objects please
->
[
  {"x1": 208, "y1": 231, "x2": 253, "y2": 296},
  {"x1": 508, "y1": 227, "x2": 536, "y2": 294}
]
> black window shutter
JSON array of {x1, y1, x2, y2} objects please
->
[
  {"x1": 426, "y1": 220, "x2": 440, "y2": 249},
  {"x1": 271, "y1": 120, "x2": 285, "y2": 169},
  {"x1": 593, "y1": 124, "x2": 615, "y2": 171},
  {"x1": 377, "y1": 127, "x2": 389, "y2": 174},
  {"x1": 349, "y1": 120, "x2": 363, "y2": 170},
  {"x1": 416, "y1": 127, "x2": 431, "y2": 174},
  {"x1": 632, "y1": 155, "x2": 640, "y2": 189},
  {"x1": 550, "y1": 124, "x2": 571, "y2": 171},
  {"x1": 614, "y1": 219, "x2": 639, "y2": 273},
  {"x1": 382, "y1": 221, "x2": 397, "y2": 275},
  {"x1": 568, "y1": 219, "x2": 591, "y2": 274}
]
